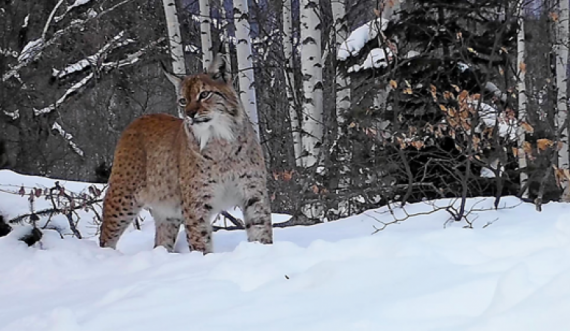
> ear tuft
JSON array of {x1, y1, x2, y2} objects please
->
[
  {"x1": 160, "y1": 61, "x2": 183, "y2": 91},
  {"x1": 206, "y1": 52, "x2": 231, "y2": 84}
]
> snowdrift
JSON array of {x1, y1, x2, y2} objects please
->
[{"x1": 1, "y1": 170, "x2": 570, "y2": 330}]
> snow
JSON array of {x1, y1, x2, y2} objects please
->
[
  {"x1": 2, "y1": 171, "x2": 570, "y2": 330},
  {"x1": 337, "y1": 18, "x2": 390, "y2": 61},
  {"x1": 348, "y1": 48, "x2": 392, "y2": 73},
  {"x1": 18, "y1": 38, "x2": 44, "y2": 63},
  {"x1": 474, "y1": 101, "x2": 517, "y2": 140}
]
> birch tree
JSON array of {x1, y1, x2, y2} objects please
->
[
  {"x1": 162, "y1": 0, "x2": 187, "y2": 118},
  {"x1": 199, "y1": 0, "x2": 213, "y2": 68},
  {"x1": 300, "y1": 0, "x2": 323, "y2": 167},
  {"x1": 517, "y1": 0, "x2": 528, "y2": 198},
  {"x1": 283, "y1": 0, "x2": 302, "y2": 166},
  {"x1": 233, "y1": 0, "x2": 260, "y2": 136},
  {"x1": 556, "y1": 0, "x2": 569, "y2": 167},
  {"x1": 332, "y1": 0, "x2": 350, "y2": 130}
]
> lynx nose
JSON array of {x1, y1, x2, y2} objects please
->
[{"x1": 185, "y1": 105, "x2": 199, "y2": 119}]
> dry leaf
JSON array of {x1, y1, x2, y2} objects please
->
[
  {"x1": 349, "y1": 122, "x2": 356, "y2": 128},
  {"x1": 282, "y1": 170, "x2": 294, "y2": 181},
  {"x1": 403, "y1": 87, "x2": 413, "y2": 95},
  {"x1": 537, "y1": 138, "x2": 554, "y2": 151},
  {"x1": 458, "y1": 90, "x2": 469, "y2": 103},
  {"x1": 311, "y1": 185, "x2": 320, "y2": 194},
  {"x1": 272, "y1": 171, "x2": 280, "y2": 181},
  {"x1": 411, "y1": 140, "x2": 424, "y2": 150},
  {"x1": 451, "y1": 84, "x2": 461, "y2": 93},
  {"x1": 389, "y1": 79, "x2": 398, "y2": 89},
  {"x1": 550, "y1": 11, "x2": 559, "y2": 22},
  {"x1": 519, "y1": 62, "x2": 526, "y2": 74},
  {"x1": 521, "y1": 122, "x2": 534, "y2": 134},
  {"x1": 512, "y1": 147, "x2": 519, "y2": 157},
  {"x1": 373, "y1": 8, "x2": 381, "y2": 17},
  {"x1": 443, "y1": 91, "x2": 454, "y2": 100},
  {"x1": 523, "y1": 141, "x2": 533, "y2": 154}
]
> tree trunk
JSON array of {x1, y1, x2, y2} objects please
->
[
  {"x1": 517, "y1": 1, "x2": 529, "y2": 198},
  {"x1": 283, "y1": 0, "x2": 302, "y2": 166},
  {"x1": 300, "y1": 0, "x2": 323, "y2": 167},
  {"x1": 233, "y1": 0, "x2": 260, "y2": 137},
  {"x1": 332, "y1": 0, "x2": 350, "y2": 135},
  {"x1": 556, "y1": 0, "x2": 570, "y2": 200},
  {"x1": 199, "y1": 0, "x2": 213, "y2": 69},
  {"x1": 162, "y1": 0, "x2": 187, "y2": 118}
]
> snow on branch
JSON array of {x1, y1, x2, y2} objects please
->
[
  {"x1": 347, "y1": 48, "x2": 393, "y2": 73},
  {"x1": 102, "y1": 37, "x2": 166, "y2": 69},
  {"x1": 3, "y1": 109, "x2": 20, "y2": 120},
  {"x1": 55, "y1": 0, "x2": 93, "y2": 23},
  {"x1": 2, "y1": 0, "x2": 134, "y2": 82},
  {"x1": 53, "y1": 31, "x2": 130, "y2": 79},
  {"x1": 34, "y1": 73, "x2": 93, "y2": 116},
  {"x1": 337, "y1": 18, "x2": 390, "y2": 61},
  {"x1": 51, "y1": 122, "x2": 84, "y2": 157}
]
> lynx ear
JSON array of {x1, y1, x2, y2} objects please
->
[
  {"x1": 206, "y1": 51, "x2": 231, "y2": 84},
  {"x1": 160, "y1": 61, "x2": 183, "y2": 91}
]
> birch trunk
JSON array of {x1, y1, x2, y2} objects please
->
[
  {"x1": 331, "y1": 0, "x2": 350, "y2": 129},
  {"x1": 161, "y1": 0, "x2": 187, "y2": 118},
  {"x1": 300, "y1": 0, "x2": 323, "y2": 167},
  {"x1": 556, "y1": 0, "x2": 570, "y2": 200},
  {"x1": 556, "y1": 0, "x2": 569, "y2": 167},
  {"x1": 283, "y1": 0, "x2": 302, "y2": 166},
  {"x1": 219, "y1": 1, "x2": 232, "y2": 70},
  {"x1": 199, "y1": 0, "x2": 213, "y2": 69},
  {"x1": 233, "y1": 0, "x2": 260, "y2": 137},
  {"x1": 517, "y1": 1, "x2": 528, "y2": 198}
]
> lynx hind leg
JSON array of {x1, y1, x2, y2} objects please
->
[
  {"x1": 152, "y1": 212, "x2": 183, "y2": 253},
  {"x1": 100, "y1": 187, "x2": 142, "y2": 249},
  {"x1": 242, "y1": 192, "x2": 273, "y2": 245}
]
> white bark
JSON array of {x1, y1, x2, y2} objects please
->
[
  {"x1": 300, "y1": 0, "x2": 323, "y2": 167},
  {"x1": 556, "y1": 0, "x2": 570, "y2": 201},
  {"x1": 556, "y1": 0, "x2": 569, "y2": 169},
  {"x1": 283, "y1": 0, "x2": 302, "y2": 166},
  {"x1": 162, "y1": 0, "x2": 187, "y2": 118},
  {"x1": 199, "y1": 0, "x2": 213, "y2": 68},
  {"x1": 233, "y1": 0, "x2": 260, "y2": 137},
  {"x1": 332, "y1": 0, "x2": 350, "y2": 128},
  {"x1": 517, "y1": 1, "x2": 528, "y2": 198},
  {"x1": 219, "y1": 2, "x2": 232, "y2": 68}
]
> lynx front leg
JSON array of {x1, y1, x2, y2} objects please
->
[
  {"x1": 181, "y1": 200, "x2": 214, "y2": 254},
  {"x1": 241, "y1": 187, "x2": 273, "y2": 245}
]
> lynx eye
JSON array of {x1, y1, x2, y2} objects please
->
[
  {"x1": 199, "y1": 91, "x2": 212, "y2": 100},
  {"x1": 178, "y1": 98, "x2": 187, "y2": 107}
]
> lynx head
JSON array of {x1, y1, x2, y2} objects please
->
[{"x1": 163, "y1": 53, "x2": 243, "y2": 150}]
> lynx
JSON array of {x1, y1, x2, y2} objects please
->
[{"x1": 99, "y1": 54, "x2": 273, "y2": 253}]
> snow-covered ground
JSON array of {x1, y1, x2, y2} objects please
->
[{"x1": 1, "y1": 170, "x2": 570, "y2": 330}]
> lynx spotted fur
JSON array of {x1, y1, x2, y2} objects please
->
[{"x1": 99, "y1": 54, "x2": 273, "y2": 253}]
